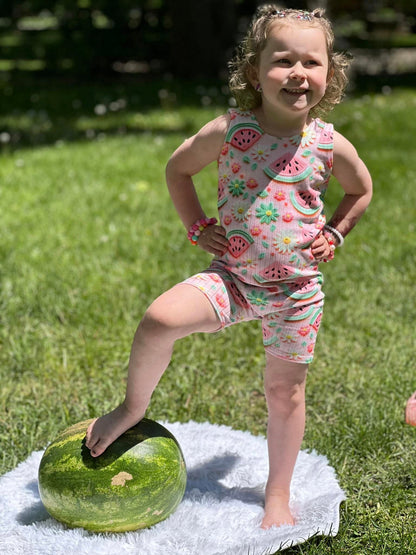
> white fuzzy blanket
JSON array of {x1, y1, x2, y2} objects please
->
[{"x1": 0, "y1": 421, "x2": 345, "y2": 554}]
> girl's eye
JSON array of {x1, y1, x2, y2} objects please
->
[
  {"x1": 306, "y1": 60, "x2": 319, "y2": 66},
  {"x1": 275, "y1": 58, "x2": 291, "y2": 65}
]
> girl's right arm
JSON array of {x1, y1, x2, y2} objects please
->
[{"x1": 165, "y1": 114, "x2": 230, "y2": 256}]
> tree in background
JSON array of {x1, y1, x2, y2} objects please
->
[{"x1": 0, "y1": 1, "x2": 415, "y2": 78}]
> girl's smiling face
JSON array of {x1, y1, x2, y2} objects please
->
[{"x1": 253, "y1": 22, "x2": 330, "y2": 120}]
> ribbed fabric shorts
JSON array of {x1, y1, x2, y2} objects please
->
[{"x1": 183, "y1": 262, "x2": 324, "y2": 364}]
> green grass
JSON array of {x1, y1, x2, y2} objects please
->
[{"x1": 0, "y1": 83, "x2": 415, "y2": 553}]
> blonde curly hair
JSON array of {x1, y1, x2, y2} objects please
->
[{"x1": 228, "y1": 4, "x2": 351, "y2": 118}]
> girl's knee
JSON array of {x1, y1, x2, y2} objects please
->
[
  {"x1": 265, "y1": 380, "x2": 305, "y2": 404},
  {"x1": 264, "y1": 358, "x2": 307, "y2": 413},
  {"x1": 265, "y1": 380, "x2": 305, "y2": 418},
  {"x1": 139, "y1": 301, "x2": 178, "y2": 337}
]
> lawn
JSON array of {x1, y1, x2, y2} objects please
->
[{"x1": 0, "y1": 79, "x2": 415, "y2": 553}]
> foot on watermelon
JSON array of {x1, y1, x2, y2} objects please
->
[
  {"x1": 86, "y1": 403, "x2": 145, "y2": 457},
  {"x1": 261, "y1": 488, "x2": 295, "y2": 529}
]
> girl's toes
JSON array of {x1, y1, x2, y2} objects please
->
[{"x1": 85, "y1": 419, "x2": 98, "y2": 448}]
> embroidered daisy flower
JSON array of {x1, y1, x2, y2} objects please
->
[
  {"x1": 256, "y1": 203, "x2": 279, "y2": 224},
  {"x1": 290, "y1": 126, "x2": 317, "y2": 147},
  {"x1": 313, "y1": 160, "x2": 326, "y2": 175},
  {"x1": 273, "y1": 230, "x2": 298, "y2": 253},
  {"x1": 232, "y1": 204, "x2": 251, "y2": 222},
  {"x1": 223, "y1": 214, "x2": 233, "y2": 225},
  {"x1": 251, "y1": 146, "x2": 269, "y2": 161},
  {"x1": 231, "y1": 162, "x2": 241, "y2": 174},
  {"x1": 247, "y1": 290, "x2": 269, "y2": 307},
  {"x1": 241, "y1": 258, "x2": 257, "y2": 270},
  {"x1": 281, "y1": 333, "x2": 297, "y2": 343},
  {"x1": 247, "y1": 178, "x2": 258, "y2": 189},
  {"x1": 228, "y1": 179, "x2": 246, "y2": 196},
  {"x1": 221, "y1": 145, "x2": 229, "y2": 156}
]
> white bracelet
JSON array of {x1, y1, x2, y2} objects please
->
[{"x1": 324, "y1": 224, "x2": 344, "y2": 247}]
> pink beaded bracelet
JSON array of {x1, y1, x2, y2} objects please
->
[{"x1": 187, "y1": 217, "x2": 218, "y2": 245}]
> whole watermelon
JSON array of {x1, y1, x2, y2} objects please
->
[{"x1": 38, "y1": 418, "x2": 187, "y2": 532}]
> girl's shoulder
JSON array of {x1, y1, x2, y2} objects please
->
[
  {"x1": 196, "y1": 113, "x2": 231, "y2": 140},
  {"x1": 332, "y1": 129, "x2": 359, "y2": 159}
]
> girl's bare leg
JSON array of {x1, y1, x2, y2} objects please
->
[
  {"x1": 85, "y1": 284, "x2": 220, "y2": 457},
  {"x1": 261, "y1": 354, "x2": 308, "y2": 529}
]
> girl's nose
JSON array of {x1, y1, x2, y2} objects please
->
[{"x1": 289, "y1": 63, "x2": 306, "y2": 80}]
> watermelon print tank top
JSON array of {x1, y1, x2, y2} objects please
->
[{"x1": 216, "y1": 109, "x2": 334, "y2": 285}]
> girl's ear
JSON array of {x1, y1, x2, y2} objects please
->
[{"x1": 247, "y1": 64, "x2": 259, "y2": 89}]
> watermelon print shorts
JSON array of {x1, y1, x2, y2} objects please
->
[{"x1": 183, "y1": 263, "x2": 324, "y2": 364}]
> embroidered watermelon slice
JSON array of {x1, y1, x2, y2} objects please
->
[
  {"x1": 218, "y1": 181, "x2": 228, "y2": 208},
  {"x1": 225, "y1": 123, "x2": 263, "y2": 151},
  {"x1": 228, "y1": 281, "x2": 250, "y2": 308},
  {"x1": 289, "y1": 190, "x2": 322, "y2": 217},
  {"x1": 283, "y1": 305, "x2": 317, "y2": 322},
  {"x1": 317, "y1": 129, "x2": 333, "y2": 150},
  {"x1": 253, "y1": 264, "x2": 300, "y2": 283},
  {"x1": 227, "y1": 229, "x2": 254, "y2": 258},
  {"x1": 282, "y1": 276, "x2": 322, "y2": 301},
  {"x1": 310, "y1": 307, "x2": 323, "y2": 331},
  {"x1": 264, "y1": 153, "x2": 312, "y2": 184},
  {"x1": 297, "y1": 227, "x2": 318, "y2": 247},
  {"x1": 263, "y1": 325, "x2": 277, "y2": 347}
]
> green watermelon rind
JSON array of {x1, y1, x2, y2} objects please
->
[
  {"x1": 38, "y1": 418, "x2": 187, "y2": 533},
  {"x1": 289, "y1": 190, "x2": 322, "y2": 216},
  {"x1": 310, "y1": 307, "x2": 323, "y2": 327},
  {"x1": 281, "y1": 282, "x2": 320, "y2": 300},
  {"x1": 226, "y1": 229, "x2": 254, "y2": 243},
  {"x1": 263, "y1": 335, "x2": 277, "y2": 347},
  {"x1": 253, "y1": 266, "x2": 301, "y2": 284},
  {"x1": 225, "y1": 122, "x2": 264, "y2": 144},
  {"x1": 283, "y1": 306, "x2": 316, "y2": 321},
  {"x1": 317, "y1": 142, "x2": 333, "y2": 150}
]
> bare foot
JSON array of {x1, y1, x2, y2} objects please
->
[
  {"x1": 261, "y1": 489, "x2": 295, "y2": 529},
  {"x1": 85, "y1": 403, "x2": 144, "y2": 457}
]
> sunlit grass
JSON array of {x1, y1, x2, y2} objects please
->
[{"x1": 0, "y1": 88, "x2": 415, "y2": 553}]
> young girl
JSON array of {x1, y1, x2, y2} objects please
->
[{"x1": 86, "y1": 6, "x2": 372, "y2": 529}]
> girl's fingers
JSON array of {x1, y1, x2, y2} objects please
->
[{"x1": 199, "y1": 225, "x2": 229, "y2": 252}]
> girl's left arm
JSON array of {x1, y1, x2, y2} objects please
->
[
  {"x1": 327, "y1": 130, "x2": 373, "y2": 241},
  {"x1": 311, "y1": 130, "x2": 372, "y2": 260}
]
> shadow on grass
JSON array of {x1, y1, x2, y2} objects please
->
[
  {"x1": 0, "y1": 73, "x2": 230, "y2": 151},
  {"x1": 1, "y1": 70, "x2": 416, "y2": 152}
]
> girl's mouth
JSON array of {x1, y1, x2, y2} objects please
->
[{"x1": 283, "y1": 88, "x2": 308, "y2": 96}]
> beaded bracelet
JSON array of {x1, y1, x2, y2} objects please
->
[
  {"x1": 324, "y1": 224, "x2": 344, "y2": 247},
  {"x1": 187, "y1": 217, "x2": 218, "y2": 245}
]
